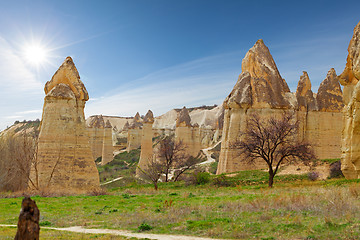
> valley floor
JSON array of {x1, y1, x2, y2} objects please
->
[{"x1": 0, "y1": 171, "x2": 360, "y2": 240}]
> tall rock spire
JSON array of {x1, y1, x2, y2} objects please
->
[
  {"x1": 296, "y1": 71, "x2": 316, "y2": 111},
  {"x1": 224, "y1": 39, "x2": 291, "y2": 109},
  {"x1": 30, "y1": 57, "x2": 100, "y2": 193},
  {"x1": 316, "y1": 68, "x2": 344, "y2": 112}
]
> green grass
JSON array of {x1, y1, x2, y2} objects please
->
[
  {"x1": 97, "y1": 149, "x2": 140, "y2": 184},
  {"x1": 1, "y1": 173, "x2": 360, "y2": 239},
  {"x1": 320, "y1": 158, "x2": 340, "y2": 164}
]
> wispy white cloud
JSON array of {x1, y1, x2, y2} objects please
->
[
  {"x1": 0, "y1": 37, "x2": 44, "y2": 130},
  {"x1": 86, "y1": 52, "x2": 242, "y2": 117}
]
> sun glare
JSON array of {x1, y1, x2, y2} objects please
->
[{"x1": 24, "y1": 44, "x2": 48, "y2": 67}]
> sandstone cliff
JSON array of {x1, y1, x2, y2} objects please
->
[
  {"x1": 29, "y1": 57, "x2": 100, "y2": 193},
  {"x1": 339, "y1": 21, "x2": 360, "y2": 179},
  {"x1": 217, "y1": 39, "x2": 344, "y2": 174}
]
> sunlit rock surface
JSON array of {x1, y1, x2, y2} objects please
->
[{"x1": 29, "y1": 57, "x2": 100, "y2": 193}]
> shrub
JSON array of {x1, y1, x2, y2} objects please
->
[
  {"x1": 195, "y1": 172, "x2": 210, "y2": 185},
  {"x1": 329, "y1": 161, "x2": 344, "y2": 178},
  {"x1": 307, "y1": 171, "x2": 319, "y2": 181},
  {"x1": 213, "y1": 174, "x2": 235, "y2": 187},
  {"x1": 138, "y1": 222, "x2": 153, "y2": 232}
]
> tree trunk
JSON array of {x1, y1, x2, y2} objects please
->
[
  {"x1": 154, "y1": 181, "x2": 158, "y2": 191},
  {"x1": 165, "y1": 167, "x2": 169, "y2": 182},
  {"x1": 268, "y1": 172, "x2": 274, "y2": 188}
]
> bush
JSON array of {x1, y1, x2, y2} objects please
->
[
  {"x1": 307, "y1": 172, "x2": 319, "y2": 181},
  {"x1": 195, "y1": 172, "x2": 210, "y2": 185},
  {"x1": 138, "y1": 222, "x2": 153, "y2": 232},
  {"x1": 213, "y1": 174, "x2": 235, "y2": 187},
  {"x1": 329, "y1": 161, "x2": 344, "y2": 178}
]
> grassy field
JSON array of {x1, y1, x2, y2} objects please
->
[{"x1": 1, "y1": 169, "x2": 360, "y2": 240}]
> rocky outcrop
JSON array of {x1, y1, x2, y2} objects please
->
[
  {"x1": 137, "y1": 110, "x2": 154, "y2": 176},
  {"x1": 339, "y1": 21, "x2": 360, "y2": 179},
  {"x1": 316, "y1": 68, "x2": 344, "y2": 112},
  {"x1": 296, "y1": 71, "x2": 316, "y2": 111},
  {"x1": 101, "y1": 120, "x2": 113, "y2": 165},
  {"x1": 127, "y1": 112, "x2": 143, "y2": 152},
  {"x1": 29, "y1": 57, "x2": 100, "y2": 193},
  {"x1": 15, "y1": 197, "x2": 40, "y2": 240},
  {"x1": 217, "y1": 39, "x2": 344, "y2": 174}
]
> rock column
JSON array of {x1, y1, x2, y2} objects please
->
[
  {"x1": 339, "y1": 21, "x2": 360, "y2": 179},
  {"x1": 137, "y1": 110, "x2": 154, "y2": 176},
  {"x1": 29, "y1": 57, "x2": 100, "y2": 193}
]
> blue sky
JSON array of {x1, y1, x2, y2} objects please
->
[{"x1": 0, "y1": 0, "x2": 359, "y2": 130}]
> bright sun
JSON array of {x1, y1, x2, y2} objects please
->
[{"x1": 24, "y1": 44, "x2": 48, "y2": 66}]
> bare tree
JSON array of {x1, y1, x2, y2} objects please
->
[
  {"x1": 173, "y1": 154, "x2": 204, "y2": 182},
  {"x1": 137, "y1": 156, "x2": 164, "y2": 190},
  {"x1": 156, "y1": 136, "x2": 187, "y2": 182},
  {"x1": 0, "y1": 133, "x2": 38, "y2": 191},
  {"x1": 233, "y1": 113, "x2": 316, "y2": 187}
]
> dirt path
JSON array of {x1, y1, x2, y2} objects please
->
[
  {"x1": 199, "y1": 141, "x2": 221, "y2": 166},
  {"x1": 0, "y1": 224, "x2": 222, "y2": 240},
  {"x1": 100, "y1": 176, "x2": 123, "y2": 186}
]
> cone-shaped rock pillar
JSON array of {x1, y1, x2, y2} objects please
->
[
  {"x1": 137, "y1": 110, "x2": 154, "y2": 177},
  {"x1": 30, "y1": 57, "x2": 100, "y2": 193}
]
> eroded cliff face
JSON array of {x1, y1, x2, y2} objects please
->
[
  {"x1": 30, "y1": 57, "x2": 100, "y2": 193},
  {"x1": 339, "y1": 21, "x2": 360, "y2": 179},
  {"x1": 217, "y1": 40, "x2": 344, "y2": 174},
  {"x1": 137, "y1": 110, "x2": 154, "y2": 177}
]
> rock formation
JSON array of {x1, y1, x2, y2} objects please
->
[
  {"x1": 101, "y1": 120, "x2": 113, "y2": 165},
  {"x1": 15, "y1": 197, "x2": 40, "y2": 240},
  {"x1": 127, "y1": 112, "x2": 143, "y2": 152},
  {"x1": 175, "y1": 107, "x2": 201, "y2": 157},
  {"x1": 29, "y1": 57, "x2": 100, "y2": 193},
  {"x1": 217, "y1": 39, "x2": 344, "y2": 174},
  {"x1": 339, "y1": 21, "x2": 360, "y2": 179},
  {"x1": 87, "y1": 115, "x2": 105, "y2": 160},
  {"x1": 137, "y1": 110, "x2": 154, "y2": 176},
  {"x1": 316, "y1": 68, "x2": 344, "y2": 112},
  {"x1": 218, "y1": 40, "x2": 292, "y2": 174},
  {"x1": 297, "y1": 70, "x2": 343, "y2": 159},
  {"x1": 296, "y1": 71, "x2": 316, "y2": 111}
]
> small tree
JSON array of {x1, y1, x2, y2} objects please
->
[
  {"x1": 156, "y1": 136, "x2": 187, "y2": 182},
  {"x1": 137, "y1": 156, "x2": 164, "y2": 190},
  {"x1": 233, "y1": 113, "x2": 316, "y2": 187},
  {"x1": 172, "y1": 154, "x2": 203, "y2": 182}
]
